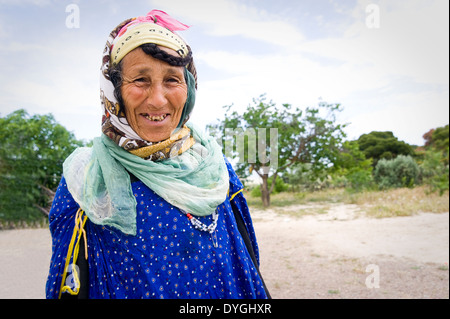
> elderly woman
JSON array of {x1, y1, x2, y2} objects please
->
[{"x1": 46, "y1": 10, "x2": 270, "y2": 299}]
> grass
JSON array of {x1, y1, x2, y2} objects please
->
[
  {"x1": 346, "y1": 186, "x2": 449, "y2": 218},
  {"x1": 438, "y1": 264, "x2": 449, "y2": 271},
  {"x1": 245, "y1": 188, "x2": 346, "y2": 208},
  {"x1": 0, "y1": 217, "x2": 48, "y2": 230},
  {"x1": 246, "y1": 186, "x2": 449, "y2": 218}
]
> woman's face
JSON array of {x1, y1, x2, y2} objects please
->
[{"x1": 120, "y1": 47, "x2": 187, "y2": 142}]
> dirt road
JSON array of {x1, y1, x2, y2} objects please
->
[
  {"x1": 0, "y1": 204, "x2": 448, "y2": 299},
  {"x1": 255, "y1": 204, "x2": 449, "y2": 298}
]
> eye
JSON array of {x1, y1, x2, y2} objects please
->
[
  {"x1": 133, "y1": 77, "x2": 150, "y2": 87},
  {"x1": 166, "y1": 77, "x2": 180, "y2": 83}
]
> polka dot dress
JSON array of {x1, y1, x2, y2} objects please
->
[{"x1": 46, "y1": 160, "x2": 268, "y2": 299}]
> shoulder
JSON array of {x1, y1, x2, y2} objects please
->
[
  {"x1": 48, "y1": 177, "x2": 80, "y2": 234},
  {"x1": 61, "y1": 146, "x2": 94, "y2": 208},
  {"x1": 62, "y1": 146, "x2": 93, "y2": 183}
]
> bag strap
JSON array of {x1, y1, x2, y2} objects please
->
[
  {"x1": 230, "y1": 194, "x2": 272, "y2": 299},
  {"x1": 60, "y1": 209, "x2": 89, "y2": 299}
]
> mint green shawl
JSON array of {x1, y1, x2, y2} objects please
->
[{"x1": 63, "y1": 123, "x2": 229, "y2": 235}]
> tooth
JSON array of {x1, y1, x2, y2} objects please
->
[{"x1": 145, "y1": 114, "x2": 166, "y2": 121}]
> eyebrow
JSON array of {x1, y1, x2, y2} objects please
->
[
  {"x1": 131, "y1": 66, "x2": 183, "y2": 76},
  {"x1": 165, "y1": 68, "x2": 183, "y2": 75}
]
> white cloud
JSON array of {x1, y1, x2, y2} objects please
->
[
  {"x1": 191, "y1": 49, "x2": 354, "y2": 132},
  {"x1": 0, "y1": 35, "x2": 102, "y2": 140},
  {"x1": 150, "y1": 0, "x2": 304, "y2": 47},
  {"x1": 302, "y1": 0, "x2": 449, "y2": 86},
  {"x1": 189, "y1": 0, "x2": 449, "y2": 146},
  {"x1": 1, "y1": 39, "x2": 99, "y2": 107},
  {"x1": 344, "y1": 89, "x2": 449, "y2": 145},
  {"x1": 0, "y1": 0, "x2": 52, "y2": 5},
  {"x1": 194, "y1": 44, "x2": 392, "y2": 110}
]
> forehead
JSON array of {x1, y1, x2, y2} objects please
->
[{"x1": 121, "y1": 47, "x2": 184, "y2": 75}]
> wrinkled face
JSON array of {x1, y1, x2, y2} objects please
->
[{"x1": 120, "y1": 47, "x2": 187, "y2": 142}]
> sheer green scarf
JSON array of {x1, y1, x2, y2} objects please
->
[{"x1": 63, "y1": 123, "x2": 229, "y2": 235}]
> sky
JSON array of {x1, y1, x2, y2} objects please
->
[{"x1": 0, "y1": 0, "x2": 448, "y2": 146}]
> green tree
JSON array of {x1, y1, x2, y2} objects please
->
[
  {"x1": 419, "y1": 148, "x2": 449, "y2": 195},
  {"x1": 333, "y1": 140, "x2": 374, "y2": 191},
  {"x1": 420, "y1": 124, "x2": 449, "y2": 194},
  {"x1": 208, "y1": 95, "x2": 347, "y2": 207},
  {"x1": 0, "y1": 109, "x2": 83, "y2": 225},
  {"x1": 357, "y1": 131, "x2": 413, "y2": 166},
  {"x1": 423, "y1": 125, "x2": 449, "y2": 152}
]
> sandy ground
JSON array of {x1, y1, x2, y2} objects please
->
[
  {"x1": 255, "y1": 205, "x2": 449, "y2": 299},
  {"x1": 0, "y1": 204, "x2": 448, "y2": 299}
]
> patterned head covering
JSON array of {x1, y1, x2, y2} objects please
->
[{"x1": 99, "y1": 10, "x2": 197, "y2": 158}]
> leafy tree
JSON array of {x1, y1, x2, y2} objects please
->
[
  {"x1": 422, "y1": 128, "x2": 434, "y2": 148},
  {"x1": 208, "y1": 95, "x2": 347, "y2": 207},
  {"x1": 357, "y1": 131, "x2": 413, "y2": 166},
  {"x1": 419, "y1": 124, "x2": 449, "y2": 194},
  {"x1": 419, "y1": 148, "x2": 449, "y2": 195},
  {"x1": 425, "y1": 125, "x2": 449, "y2": 152},
  {"x1": 284, "y1": 162, "x2": 334, "y2": 192},
  {"x1": 333, "y1": 140, "x2": 374, "y2": 191},
  {"x1": 0, "y1": 109, "x2": 83, "y2": 225}
]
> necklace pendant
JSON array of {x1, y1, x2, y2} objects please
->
[{"x1": 210, "y1": 229, "x2": 218, "y2": 248}]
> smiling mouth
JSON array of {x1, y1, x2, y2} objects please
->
[{"x1": 143, "y1": 113, "x2": 169, "y2": 122}]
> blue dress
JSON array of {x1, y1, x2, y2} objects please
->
[{"x1": 46, "y1": 159, "x2": 268, "y2": 299}]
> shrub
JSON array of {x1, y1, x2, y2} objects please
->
[
  {"x1": 250, "y1": 175, "x2": 289, "y2": 197},
  {"x1": 346, "y1": 168, "x2": 374, "y2": 192},
  {"x1": 419, "y1": 149, "x2": 449, "y2": 195},
  {"x1": 374, "y1": 155, "x2": 420, "y2": 189},
  {"x1": 250, "y1": 185, "x2": 262, "y2": 197}
]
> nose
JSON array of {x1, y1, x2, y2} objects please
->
[{"x1": 146, "y1": 84, "x2": 167, "y2": 108}]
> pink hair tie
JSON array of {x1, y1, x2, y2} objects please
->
[{"x1": 117, "y1": 10, "x2": 189, "y2": 38}]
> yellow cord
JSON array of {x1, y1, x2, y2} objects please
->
[
  {"x1": 58, "y1": 208, "x2": 88, "y2": 299},
  {"x1": 229, "y1": 189, "x2": 244, "y2": 202}
]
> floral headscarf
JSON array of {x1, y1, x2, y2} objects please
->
[{"x1": 99, "y1": 10, "x2": 197, "y2": 160}]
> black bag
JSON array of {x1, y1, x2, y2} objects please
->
[
  {"x1": 60, "y1": 236, "x2": 89, "y2": 299},
  {"x1": 231, "y1": 205, "x2": 272, "y2": 299}
]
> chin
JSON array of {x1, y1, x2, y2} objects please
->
[
  {"x1": 135, "y1": 117, "x2": 180, "y2": 142},
  {"x1": 141, "y1": 129, "x2": 173, "y2": 143}
]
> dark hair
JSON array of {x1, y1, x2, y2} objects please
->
[{"x1": 109, "y1": 43, "x2": 196, "y2": 111}]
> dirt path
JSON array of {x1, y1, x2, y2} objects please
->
[
  {"x1": 0, "y1": 204, "x2": 448, "y2": 299},
  {"x1": 0, "y1": 228, "x2": 52, "y2": 299},
  {"x1": 254, "y1": 205, "x2": 449, "y2": 299}
]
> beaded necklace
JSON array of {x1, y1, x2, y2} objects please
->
[{"x1": 180, "y1": 209, "x2": 219, "y2": 248}]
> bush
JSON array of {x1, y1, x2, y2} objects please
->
[
  {"x1": 250, "y1": 185, "x2": 262, "y2": 197},
  {"x1": 419, "y1": 149, "x2": 449, "y2": 195},
  {"x1": 250, "y1": 175, "x2": 289, "y2": 197},
  {"x1": 346, "y1": 168, "x2": 374, "y2": 192},
  {"x1": 272, "y1": 176, "x2": 289, "y2": 193},
  {"x1": 374, "y1": 155, "x2": 420, "y2": 189}
]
